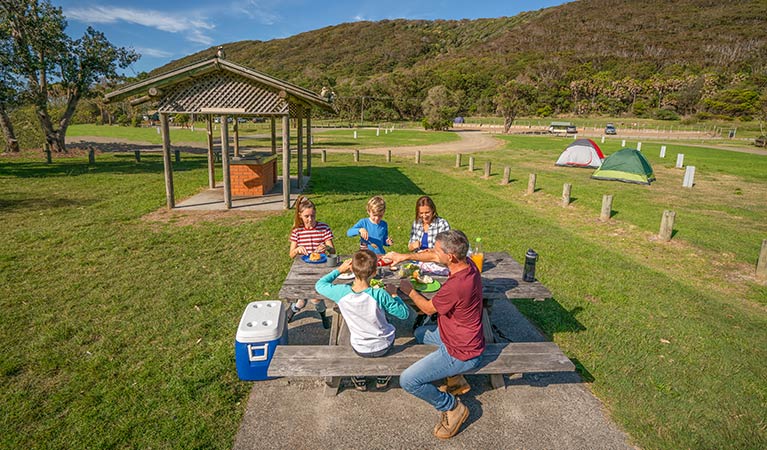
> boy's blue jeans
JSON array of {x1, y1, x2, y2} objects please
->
[{"x1": 399, "y1": 323, "x2": 481, "y2": 412}]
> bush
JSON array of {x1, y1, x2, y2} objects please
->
[{"x1": 654, "y1": 108, "x2": 680, "y2": 121}]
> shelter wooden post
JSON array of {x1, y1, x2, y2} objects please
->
[
  {"x1": 282, "y1": 115, "x2": 291, "y2": 209},
  {"x1": 220, "y1": 115, "x2": 232, "y2": 209},
  {"x1": 306, "y1": 115, "x2": 312, "y2": 176},
  {"x1": 527, "y1": 173, "x2": 536, "y2": 195},
  {"x1": 562, "y1": 183, "x2": 572, "y2": 207},
  {"x1": 600, "y1": 195, "x2": 613, "y2": 221},
  {"x1": 233, "y1": 120, "x2": 240, "y2": 157},
  {"x1": 297, "y1": 117, "x2": 304, "y2": 189},
  {"x1": 270, "y1": 117, "x2": 277, "y2": 155},
  {"x1": 159, "y1": 113, "x2": 175, "y2": 209},
  {"x1": 206, "y1": 115, "x2": 215, "y2": 188},
  {"x1": 757, "y1": 239, "x2": 767, "y2": 281},
  {"x1": 659, "y1": 210, "x2": 675, "y2": 241}
]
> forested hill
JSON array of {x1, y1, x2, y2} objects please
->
[{"x1": 152, "y1": 0, "x2": 767, "y2": 121}]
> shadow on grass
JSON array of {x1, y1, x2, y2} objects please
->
[
  {"x1": 512, "y1": 297, "x2": 587, "y2": 338},
  {"x1": 307, "y1": 166, "x2": 426, "y2": 196},
  {"x1": 0, "y1": 195, "x2": 95, "y2": 213},
  {"x1": 0, "y1": 154, "x2": 209, "y2": 178}
]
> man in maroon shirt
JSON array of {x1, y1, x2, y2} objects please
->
[{"x1": 386, "y1": 229, "x2": 485, "y2": 439}]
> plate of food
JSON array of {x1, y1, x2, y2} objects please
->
[
  {"x1": 411, "y1": 270, "x2": 441, "y2": 292},
  {"x1": 336, "y1": 272, "x2": 355, "y2": 280},
  {"x1": 369, "y1": 278, "x2": 385, "y2": 289},
  {"x1": 301, "y1": 252, "x2": 327, "y2": 264}
]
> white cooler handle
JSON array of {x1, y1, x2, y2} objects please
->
[{"x1": 247, "y1": 343, "x2": 269, "y2": 362}]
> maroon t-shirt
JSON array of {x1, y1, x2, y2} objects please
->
[{"x1": 432, "y1": 259, "x2": 485, "y2": 360}]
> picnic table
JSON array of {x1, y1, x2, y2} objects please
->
[{"x1": 275, "y1": 251, "x2": 567, "y2": 395}]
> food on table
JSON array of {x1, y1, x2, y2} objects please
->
[
  {"x1": 369, "y1": 278, "x2": 384, "y2": 289},
  {"x1": 309, "y1": 252, "x2": 322, "y2": 261},
  {"x1": 411, "y1": 270, "x2": 433, "y2": 285}
]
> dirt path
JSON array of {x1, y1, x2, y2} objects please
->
[{"x1": 67, "y1": 130, "x2": 505, "y2": 155}]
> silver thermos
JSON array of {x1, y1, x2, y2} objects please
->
[{"x1": 522, "y1": 249, "x2": 538, "y2": 282}]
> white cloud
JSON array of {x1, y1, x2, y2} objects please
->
[
  {"x1": 66, "y1": 6, "x2": 215, "y2": 45},
  {"x1": 353, "y1": 15, "x2": 366, "y2": 21},
  {"x1": 234, "y1": 1, "x2": 280, "y2": 25},
  {"x1": 134, "y1": 47, "x2": 173, "y2": 58}
]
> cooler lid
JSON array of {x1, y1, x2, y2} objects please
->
[{"x1": 236, "y1": 301, "x2": 285, "y2": 342}]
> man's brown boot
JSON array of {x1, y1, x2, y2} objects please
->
[
  {"x1": 433, "y1": 398, "x2": 469, "y2": 439},
  {"x1": 437, "y1": 375, "x2": 471, "y2": 396}
]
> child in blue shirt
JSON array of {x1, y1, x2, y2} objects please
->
[
  {"x1": 315, "y1": 249, "x2": 409, "y2": 391},
  {"x1": 346, "y1": 195, "x2": 392, "y2": 255}
]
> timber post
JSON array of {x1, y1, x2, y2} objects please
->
[
  {"x1": 600, "y1": 195, "x2": 613, "y2": 221},
  {"x1": 527, "y1": 173, "x2": 536, "y2": 195},
  {"x1": 659, "y1": 210, "x2": 676, "y2": 241},
  {"x1": 562, "y1": 183, "x2": 572, "y2": 207}
]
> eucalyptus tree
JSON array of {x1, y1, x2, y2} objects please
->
[
  {"x1": 495, "y1": 80, "x2": 537, "y2": 134},
  {"x1": 0, "y1": 21, "x2": 20, "y2": 152},
  {"x1": 1, "y1": 0, "x2": 138, "y2": 152}
]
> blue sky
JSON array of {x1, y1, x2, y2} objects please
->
[{"x1": 56, "y1": 0, "x2": 569, "y2": 75}]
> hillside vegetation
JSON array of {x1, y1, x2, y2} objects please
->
[{"x1": 150, "y1": 0, "x2": 767, "y2": 122}]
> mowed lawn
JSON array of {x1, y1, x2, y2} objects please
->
[{"x1": 1, "y1": 134, "x2": 765, "y2": 449}]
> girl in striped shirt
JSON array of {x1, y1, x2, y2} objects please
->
[{"x1": 287, "y1": 196, "x2": 335, "y2": 328}]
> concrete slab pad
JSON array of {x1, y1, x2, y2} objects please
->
[
  {"x1": 174, "y1": 177, "x2": 306, "y2": 211},
  {"x1": 233, "y1": 301, "x2": 634, "y2": 449}
]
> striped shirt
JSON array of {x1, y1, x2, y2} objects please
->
[{"x1": 290, "y1": 222, "x2": 334, "y2": 253}]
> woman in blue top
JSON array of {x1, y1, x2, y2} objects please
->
[
  {"x1": 347, "y1": 196, "x2": 392, "y2": 255},
  {"x1": 408, "y1": 196, "x2": 450, "y2": 252}
]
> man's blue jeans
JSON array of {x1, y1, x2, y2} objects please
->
[{"x1": 399, "y1": 323, "x2": 482, "y2": 412}]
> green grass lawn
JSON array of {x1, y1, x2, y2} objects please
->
[{"x1": 1, "y1": 135, "x2": 765, "y2": 449}]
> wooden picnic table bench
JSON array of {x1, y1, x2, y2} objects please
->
[{"x1": 277, "y1": 252, "x2": 572, "y2": 395}]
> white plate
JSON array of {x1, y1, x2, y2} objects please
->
[{"x1": 336, "y1": 272, "x2": 355, "y2": 280}]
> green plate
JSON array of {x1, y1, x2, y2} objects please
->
[{"x1": 412, "y1": 280, "x2": 441, "y2": 293}]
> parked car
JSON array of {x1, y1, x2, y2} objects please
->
[
  {"x1": 566, "y1": 125, "x2": 578, "y2": 134},
  {"x1": 605, "y1": 123, "x2": 617, "y2": 135}
]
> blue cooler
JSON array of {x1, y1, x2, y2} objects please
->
[{"x1": 235, "y1": 301, "x2": 288, "y2": 381}]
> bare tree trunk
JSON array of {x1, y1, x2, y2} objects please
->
[
  {"x1": 0, "y1": 104, "x2": 20, "y2": 152},
  {"x1": 503, "y1": 115, "x2": 514, "y2": 134}
]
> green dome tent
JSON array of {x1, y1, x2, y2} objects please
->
[{"x1": 591, "y1": 148, "x2": 655, "y2": 185}]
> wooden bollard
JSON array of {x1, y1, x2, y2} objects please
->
[
  {"x1": 660, "y1": 145, "x2": 666, "y2": 158},
  {"x1": 676, "y1": 154, "x2": 684, "y2": 168},
  {"x1": 526, "y1": 173, "x2": 536, "y2": 195},
  {"x1": 415, "y1": 150, "x2": 421, "y2": 164},
  {"x1": 134, "y1": 150, "x2": 141, "y2": 162},
  {"x1": 600, "y1": 194, "x2": 613, "y2": 221},
  {"x1": 757, "y1": 239, "x2": 767, "y2": 281},
  {"x1": 174, "y1": 149, "x2": 180, "y2": 163},
  {"x1": 483, "y1": 161, "x2": 491, "y2": 178},
  {"x1": 386, "y1": 150, "x2": 391, "y2": 163},
  {"x1": 88, "y1": 147, "x2": 95, "y2": 165},
  {"x1": 501, "y1": 166, "x2": 510, "y2": 185},
  {"x1": 468, "y1": 156, "x2": 475, "y2": 172},
  {"x1": 562, "y1": 183, "x2": 572, "y2": 207},
  {"x1": 354, "y1": 149, "x2": 359, "y2": 162},
  {"x1": 682, "y1": 166, "x2": 696, "y2": 188},
  {"x1": 659, "y1": 210, "x2": 676, "y2": 241},
  {"x1": 455, "y1": 153, "x2": 462, "y2": 168},
  {"x1": 321, "y1": 150, "x2": 327, "y2": 163},
  {"x1": 44, "y1": 143, "x2": 52, "y2": 164}
]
